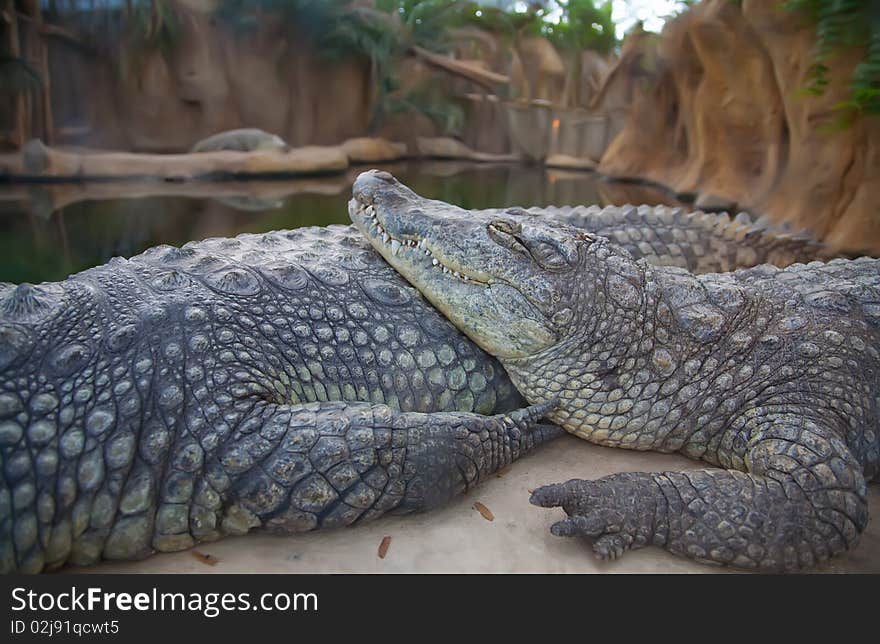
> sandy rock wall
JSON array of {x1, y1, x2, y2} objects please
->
[
  {"x1": 39, "y1": 2, "x2": 616, "y2": 160},
  {"x1": 598, "y1": 0, "x2": 880, "y2": 254},
  {"x1": 49, "y1": 4, "x2": 372, "y2": 152}
]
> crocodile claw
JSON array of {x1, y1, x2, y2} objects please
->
[
  {"x1": 530, "y1": 482, "x2": 574, "y2": 508},
  {"x1": 530, "y1": 475, "x2": 659, "y2": 562}
]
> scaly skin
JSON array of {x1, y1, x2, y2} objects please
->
[
  {"x1": 351, "y1": 169, "x2": 879, "y2": 571},
  {"x1": 507, "y1": 204, "x2": 832, "y2": 274},
  {"x1": 0, "y1": 177, "x2": 829, "y2": 573},
  {"x1": 0, "y1": 224, "x2": 562, "y2": 573}
]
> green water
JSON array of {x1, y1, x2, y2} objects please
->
[{"x1": 0, "y1": 162, "x2": 675, "y2": 284}]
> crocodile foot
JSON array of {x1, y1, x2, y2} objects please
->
[{"x1": 530, "y1": 473, "x2": 660, "y2": 562}]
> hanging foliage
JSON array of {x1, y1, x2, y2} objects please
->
[
  {"x1": 539, "y1": 0, "x2": 616, "y2": 55},
  {"x1": 784, "y1": 0, "x2": 880, "y2": 121},
  {"x1": 0, "y1": 56, "x2": 43, "y2": 95},
  {"x1": 43, "y1": 1, "x2": 182, "y2": 80}
]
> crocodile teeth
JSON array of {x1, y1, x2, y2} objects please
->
[
  {"x1": 432, "y1": 258, "x2": 439, "y2": 266},
  {"x1": 391, "y1": 239, "x2": 401, "y2": 256},
  {"x1": 366, "y1": 205, "x2": 375, "y2": 217},
  {"x1": 382, "y1": 233, "x2": 390, "y2": 244}
]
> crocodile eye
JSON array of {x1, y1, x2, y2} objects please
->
[
  {"x1": 488, "y1": 219, "x2": 520, "y2": 236},
  {"x1": 488, "y1": 220, "x2": 576, "y2": 269},
  {"x1": 526, "y1": 240, "x2": 570, "y2": 270},
  {"x1": 488, "y1": 220, "x2": 528, "y2": 255}
]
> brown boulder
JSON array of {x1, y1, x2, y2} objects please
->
[{"x1": 341, "y1": 137, "x2": 407, "y2": 163}]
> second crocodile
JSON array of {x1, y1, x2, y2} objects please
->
[{"x1": 352, "y1": 169, "x2": 878, "y2": 572}]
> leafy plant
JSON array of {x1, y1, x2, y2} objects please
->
[
  {"x1": 44, "y1": 1, "x2": 182, "y2": 80},
  {"x1": 216, "y1": 1, "x2": 402, "y2": 56},
  {"x1": 216, "y1": 1, "x2": 410, "y2": 130},
  {"x1": 120, "y1": 1, "x2": 181, "y2": 79},
  {"x1": 784, "y1": 0, "x2": 880, "y2": 121},
  {"x1": 127, "y1": 0, "x2": 181, "y2": 59},
  {"x1": 0, "y1": 56, "x2": 43, "y2": 96},
  {"x1": 385, "y1": 81, "x2": 466, "y2": 135},
  {"x1": 541, "y1": 0, "x2": 615, "y2": 55}
]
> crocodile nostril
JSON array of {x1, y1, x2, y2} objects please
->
[{"x1": 373, "y1": 170, "x2": 395, "y2": 182}]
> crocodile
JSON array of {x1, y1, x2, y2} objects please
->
[
  {"x1": 190, "y1": 128, "x2": 290, "y2": 154},
  {"x1": 350, "y1": 169, "x2": 880, "y2": 572},
  {"x1": 0, "y1": 174, "x2": 828, "y2": 573},
  {"x1": 0, "y1": 222, "x2": 564, "y2": 574}
]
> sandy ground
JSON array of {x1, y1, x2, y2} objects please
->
[{"x1": 69, "y1": 436, "x2": 880, "y2": 574}]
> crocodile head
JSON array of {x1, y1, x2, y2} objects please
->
[{"x1": 349, "y1": 169, "x2": 634, "y2": 360}]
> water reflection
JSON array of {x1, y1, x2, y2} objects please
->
[{"x1": 0, "y1": 162, "x2": 679, "y2": 284}]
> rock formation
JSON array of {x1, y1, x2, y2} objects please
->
[
  {"x1": 597, "y1": 0, "x2": 880, "y2": 254},
  {"x1": 6, "y1": 1, "x2": 615, "y2": 162}
]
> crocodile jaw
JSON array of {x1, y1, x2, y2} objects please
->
[{"x1": 349, "y1": 170, "x2": 556, "y2": 359}]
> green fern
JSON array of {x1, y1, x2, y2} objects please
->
[
  {"x1": 385, "y1": 81, "x2": 466, "y2": 135},
  {"x1": 784, "y1": 0, "x2": 880, "y2": 118},
  {"x1": 540, "y1": 0, "x2": 616, "y2": 55},
  {"x1": 121, "y1": 1, "x2": 181, "y2": 79},
  {"x1": 44, "y1": 1, "x2": 182, "y2": 81},
  {"x1": 0, "y1": 56, "x2": 42, "y2": 95},
  {"x1": 211, "y1": 1, "x2": 621, "y2": 129}
]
